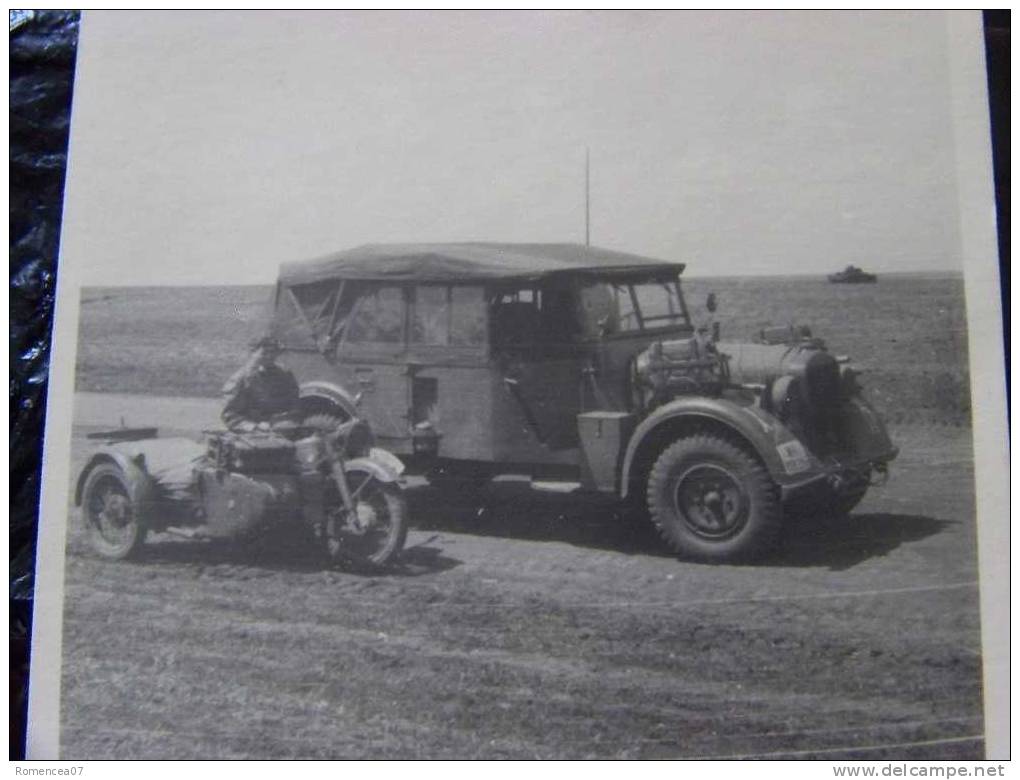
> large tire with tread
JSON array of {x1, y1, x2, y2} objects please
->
[
  {"x1": 646, "y1": 434, "x2": 781, "y2": 562},
  {"x1": 80, "y1": 463, "x2": 147, "y2": 560},
  {"x1": 326, "y1": 475, "x2": 407, "y2": 570}
]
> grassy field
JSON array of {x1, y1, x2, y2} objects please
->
[
  {"x1": 76, "y1": 285, "x2": 273, "y2": 400},
  {"x1": 684, "y1": 274, "x2": 971, "y2": 426},
  {"x1": 75, "y1": 273, "x2": 971, "y2": 425}
]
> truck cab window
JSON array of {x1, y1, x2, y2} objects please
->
[
  {"x1": 492, "y1": 287, "x2": 540, "y2": 347},
  {"x1": 347, "y1": 286, "x2": 406, "y2": 344},
  {"x1": 411, "y1": 286, "x2": 450, "y2": 345},
  {"x1": 450, "y1": 286, "x2": 486, "y2": 346},
  {"x1": 492, "y1": 285, "x2": 579, "y2": 350},
  {"x1": 411, "y1": 286, "x2": 487, "y2": 347}
]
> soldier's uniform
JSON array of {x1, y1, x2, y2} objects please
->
[{"x1": 221, "y1": 359, "x2": 300, "y2": 431}]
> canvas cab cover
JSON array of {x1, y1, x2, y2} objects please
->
[
  {"x1": 272, "y1": 242, "x2": 684, "y2": 350},
  {"x1": 278, "y1": 242, "x2": 683, "y2": 284}
]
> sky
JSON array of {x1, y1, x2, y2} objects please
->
[{"x1": 63, "y1": 11, "x2": 966, "y2": 285}]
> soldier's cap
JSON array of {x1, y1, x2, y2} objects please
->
[{"x1": 250, "y1": 336, "x2": 283, "y2": 352}]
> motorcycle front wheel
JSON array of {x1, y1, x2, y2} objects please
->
[{"x1": 326, "y1": 474, "x2": 408, "y2": 569}]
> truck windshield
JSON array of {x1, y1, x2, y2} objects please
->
[{"x1": 580, "y1": 278, "x2": 689, "y2": 334}]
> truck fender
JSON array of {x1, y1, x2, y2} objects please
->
[
  {"x1": 344, "y1": 450, "x2": 405, "y2": 485},
  {"x1": 299, "y1": 380, "x2": 359, "y2": 421},
  {"x1": 74, "y1": 452, "x2": 157, "y2": 508},
  {"x1": 618, "y1": 397, "x2": 824, "y2": 499}
]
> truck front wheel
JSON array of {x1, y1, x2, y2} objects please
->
[{"x1": 646, "y1": 434, "x2": 781, "y2": 562}]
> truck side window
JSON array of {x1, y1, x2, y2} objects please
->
[
  {"x1": 287, "y1": 280, "x2": 360, "y2": 347},
  {"x1": 539, "y1": 287, "x2": 578, "y2": 339},
  {"x1": 492, "y1": 287, "x2": 539, "y2": 347},
  {"x1": 578, "y1": 283, "x2": 617, "y2": 336},
  {"x1": 411, "y1": 285, "x2": 487, "y2": 347},
  {"x1": 411, "y1": 286, "x2": 450, "y2": 345},
  {"x1": 613, "y1": 284, "x2": 641, "y2": 332},
  {"x1": 450, "y1": 286, "x2": 486, "y2": 346},
  {"x1": 492, "y1": 285, "x2": 580, "y2": 350},
  {"x1": 347, "y1": 286, "x2": 406, "y2": 344}
]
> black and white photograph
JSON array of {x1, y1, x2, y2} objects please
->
[{"x1": 24, "y1": 11, "x2": 1008, "y2": 761}]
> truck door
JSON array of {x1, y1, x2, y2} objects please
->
[{"x1": 493, "y1": 285, "x2": 586, "y2": 451}]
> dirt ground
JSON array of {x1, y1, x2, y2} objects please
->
[{"x1": 58, "y1": 407, "x2": 984, "y2": 759}]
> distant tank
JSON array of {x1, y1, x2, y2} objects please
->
[{"x1": 828, "y1": 265, "x2": 877, "y2": 284}]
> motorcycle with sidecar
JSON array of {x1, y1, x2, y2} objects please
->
[{"x1": 74, "y1": 416, "x2": 408, "y2": 568}]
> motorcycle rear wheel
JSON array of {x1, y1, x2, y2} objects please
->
[{"x1": 326, "y1": 475, "x2": 407, "y2": 569}]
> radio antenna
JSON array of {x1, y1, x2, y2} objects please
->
[{"x1": 585, "y1": 146, "x2": 590, "y2": 247}]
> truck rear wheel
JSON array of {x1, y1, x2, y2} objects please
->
[{"x1": 646, "y1": 434, "x2": 781, "y2": 562}]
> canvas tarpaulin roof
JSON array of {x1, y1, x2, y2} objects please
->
[{"x1": 278, "y1": 243, "x2": 684, "y2": 285}]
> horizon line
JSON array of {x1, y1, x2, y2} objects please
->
[{"x1": 77, "y1": 268, "x2": 965, "y2": 289}]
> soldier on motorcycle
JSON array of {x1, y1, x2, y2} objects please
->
[{"x1": 221, "y1": 336, "x2": 301, "y2": 432}]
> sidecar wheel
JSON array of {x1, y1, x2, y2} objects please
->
[
  {"x1": 327, "y1": 475, "x2": 407, "y2": 570},
  {"x1": 81, "y1": 463, "x2": 146, "y2": 560}
]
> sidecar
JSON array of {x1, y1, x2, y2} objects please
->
[{"x1": 74, "y1": 426, "x2": 407, "y2": 566}]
